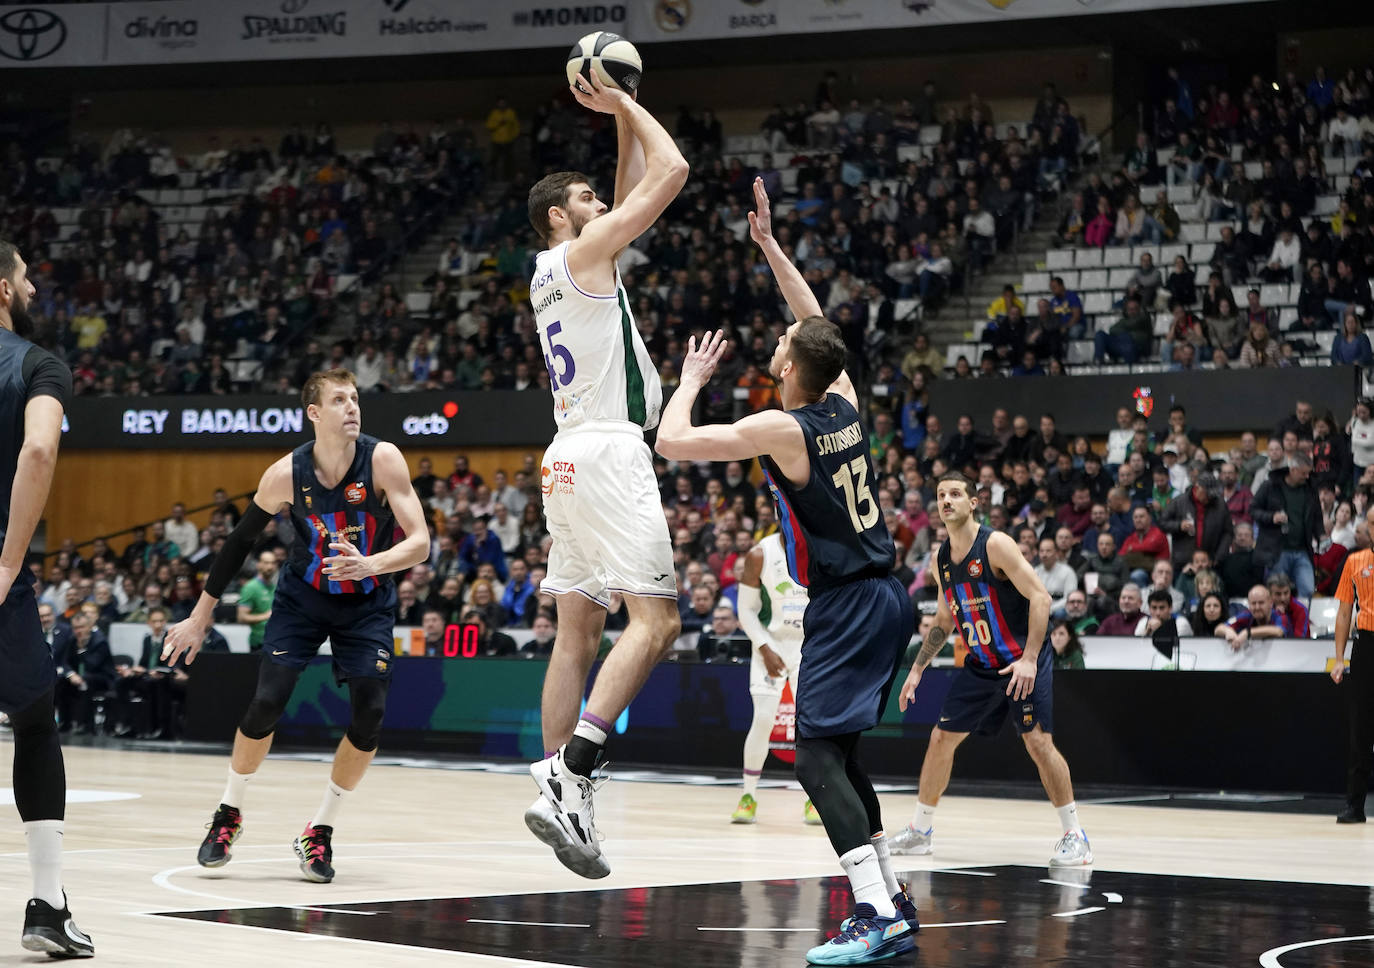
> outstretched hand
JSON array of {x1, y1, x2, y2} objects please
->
[
  {"x1": 570, "y1": 68, "x2": 632, "y2": 117},
  {"x1": 747, "y1": 176, "x2": 773, "y2": 245},
  {"x1": 680, "y1": 330, "x2": 729, "y2": 388}
]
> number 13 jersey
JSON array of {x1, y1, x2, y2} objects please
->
[
  {"x1": 531, "y1": 240, "x2": 662, "y2": 432},
  {"x1": 761, "y1": 393, "x2": 895, "y2": 595}
]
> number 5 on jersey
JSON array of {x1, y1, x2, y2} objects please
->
[
  {"x1": 542, "y1": 320, "x2": 576, "y2": 389},
  {"x1": 832, "y1": 456, "x2": 879, "y2": 533}
]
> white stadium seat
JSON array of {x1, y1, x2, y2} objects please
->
[
  {"x1": 1046, "y1": 249, "x2": 1075, "y2": 270},
  {"x1": 1084, "y1": 292, "x2": 1114, "y2": 315},
  {"x1": 1078, "y1": 269, "x2": 1109, "y2": 291},
  {"x1": 1109, "y1": 267, "x2": 1137, "y2": 290},
  {"x1": 1074, "y1": 248, "x2": 1104, "y2": 268}
]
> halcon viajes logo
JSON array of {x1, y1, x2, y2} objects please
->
[{"x1": 0, "y1": 8, "x2": 67, "y2": 61}]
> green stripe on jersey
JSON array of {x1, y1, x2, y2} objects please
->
[
  {"x1": 757, "y1": 585, "x2": 772, "y2": 627},
  {"x1": 617, "y1": 286, "x2": 646, "y2": 425}
]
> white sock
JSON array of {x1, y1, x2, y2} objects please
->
[
  {"x1": 839, "y1": 844, "x2": 897, "y2": 917},
  {"x1": 221, "y1": 768, "x2": 253, "y2": 810},
  {"x1": 742, "y1": 699, "x2": 774, "y2": 798},
  {"x1": 25, "y1": 820, "x2": 64, "y2": 908},
  {"x1": 870, "y1": 833, "x2": 902, "y2": 898},
  {"x1": 311, "y1": 780, "x2": 350, "y2": 829},
  {"x1": 1055, "y1": 801, "x2": 1083, "y2": 835},
  {"x1": 572, "y1": 717, "x2": 608, "y2": 746},
  {"x1": 911, "y1": 801, "x2": 937, "y2": 834}
]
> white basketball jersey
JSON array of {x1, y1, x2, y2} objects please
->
[
  {"x1": 757, "y1": 533, "x2": 808, "y2": 647},
  {"x1": 531, "y1": 240, "x2": 662, "y2": 432}
]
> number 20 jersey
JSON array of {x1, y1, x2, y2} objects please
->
[
  {"x1": 531, "y1": 240, "x2": 662, "y2": 432},
  {"x1": 760, "y1": 393, "x2": 895, "y2": 595},
  {"x1": 936, "y1": 524, "x2": 1030, "y2": 670}
]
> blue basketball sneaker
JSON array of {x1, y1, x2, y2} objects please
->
[
  {"x1": 806, "y1": 903, "x2": 915, "y2": 965},
  {"x1": 840, "y1": 885, "x2": 920, "y2": 933}
]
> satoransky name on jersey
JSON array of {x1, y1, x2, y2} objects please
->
[{"x1": 814, "y1": 421, "x2": 864, "y2": 457}]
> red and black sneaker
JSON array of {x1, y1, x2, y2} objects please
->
[
  {"x1": 197, "y1": 803, "x2": 243, "y2": 869},
  {"x1": 293, "y1": 824, "x2": 335, "y2": 883}
]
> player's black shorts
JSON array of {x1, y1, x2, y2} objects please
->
[
  {"x1": 937, "y1": 644, "x2": 1054, "y2": 737},
  {"x1": 0, "y1": 572, "x2": 55, "y2": 714},
  {"x1": 795, "y1": 573, "x2": 913, "y2": 739},
  {"x1": 261, "y1": 573, "x2": 398, "y2": 684}
]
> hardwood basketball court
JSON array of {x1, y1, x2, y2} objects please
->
[{"x1": 0, "y1": 743, "x2": 1369, "y2": 967}]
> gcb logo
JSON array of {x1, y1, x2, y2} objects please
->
[
  {"x1": 402, "y1": 413, "x2": 450, "y2": 436},
  {"x1": 0, "y1": 8, "x2": 67, "y2": 61},
  {"x1": 345, "y1": 482, "x2": 367, "y2": 505}
]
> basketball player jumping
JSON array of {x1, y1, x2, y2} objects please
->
[
  {"x1": 522, "y1": 71, "x2": 687, "y2": 878},
  {"x1": 887, "y1": 473, "x2": 1093, "y2": 866},
  {"x1": 163, "y1": 369, "x2": 429, "y2": 883},
  {"x1": 731, "y1": 533, "x2": 822, "y2": 826},
  {"x1": 0, "y1": 241, "x2": 93, "y2": 957},
  {"x1": 657, "y1": 178, "x2": 917, "y2": 965}
]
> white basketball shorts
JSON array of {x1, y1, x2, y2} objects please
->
[{"x1": 540, "y1": 421, "x2": 676, "y2": 606}]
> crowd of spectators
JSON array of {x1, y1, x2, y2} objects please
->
[
  {"x1": 3, "y1": 119, "x2": 484, "y2": 397},
  {"x1": 18, "y1": 67, "x2": 1374, "y2": 738},
  {"x1": 6, "y1": 70, "x2": 1107, "y2": 401},
  {"x1": 981, "y1": 63, "x2": 1374, "y2": 373},
  {"x1": 25, "y1": 382, "x2": 1359, "y2": 741}
]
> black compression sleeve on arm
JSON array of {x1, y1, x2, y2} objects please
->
[{"x1": 204, "y1": 502, "x2": 274, "y2": 600}]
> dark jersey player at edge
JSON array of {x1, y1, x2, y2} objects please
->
[
  {"x1": 0, "y1": 240, "x2": 95, "y2": 957},
  {"x1": 162, "y1": 368, "x2": 430, "y2": 885},
  {"x1": 656, "y1": 177, "x2": 917, "y2": 967}
]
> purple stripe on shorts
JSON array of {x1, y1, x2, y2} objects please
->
[
  {"x1": 743, "y1": 769, "x2": 763, "y2": 776},
  {"x1": 580, "y1": 712, "x2": 614, "y2": 733}
]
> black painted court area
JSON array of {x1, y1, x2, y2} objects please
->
[{"x1": 155, "y1": 865, "x2": 1373, "y2": 967}]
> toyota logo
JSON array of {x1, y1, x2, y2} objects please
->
[{"x1": 0, "y1": 8, "x2": 67, "y2": 61}]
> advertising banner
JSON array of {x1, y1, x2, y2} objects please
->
[
  {"x1": 61, "y1": 390, "x2": 557, "y2": 449},
  {"x1": 0, "y1": 0, "x2": 1272, "y2": 69}
]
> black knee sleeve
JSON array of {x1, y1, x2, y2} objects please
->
[
  {"x1": 344, "y1": 677, "x2": 388, "y2": 753},
  {"x1": 9, "y1": 688, "x2": 65, "y2": 822},
  {"x1": 238, "y1": 659, "x2": 300, "y2": 740},
  {"x1": 795, "y1": 733, "x2": 870, "y2": 856}
]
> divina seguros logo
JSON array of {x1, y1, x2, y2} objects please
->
[{"x1": 0, "y1": 8, "x2": 67, "y2": 61}]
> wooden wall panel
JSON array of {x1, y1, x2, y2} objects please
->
[{"x1": 44, "y1": 445, "x2": 551, "y2": 550}]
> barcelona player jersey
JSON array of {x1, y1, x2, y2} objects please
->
[
  {"x1": 286, "y1": 434, "x2": 395, "y2": 595},
  {"x1": 760, "y1": 393, "x2": 894, "y2": 595},
  {"x1": 937, "y1": 525, "x2": 1030, "y2": 670}
]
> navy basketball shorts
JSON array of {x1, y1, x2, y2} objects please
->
[
  {"x1": 795, "y1": 574, "x2": 914, "y2": 739},
  {"x1": 261, "y1": 575, "x2": 399, "y2": 684},
  {"x1": 0, "y1": 573, "x2": 54, "y2": 714},
  {"x1": 937, "y1": 644, "x2": 1055, "y2": 737}
]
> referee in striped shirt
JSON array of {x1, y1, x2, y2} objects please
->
[{"x1": 1332, "y1": 518, "x2": 1374, "y2": 824}]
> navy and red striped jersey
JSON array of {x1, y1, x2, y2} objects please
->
[
  {"x1": 937, "y1": 525, "x2": 1031, "y2": 670},
  {"x1": 760, "y1": 393, "x2": 894, "y2": 595},
  {"x1": 286, "y1": 434, "x2": 395, "y2": 594}
]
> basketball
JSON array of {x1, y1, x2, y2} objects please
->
[{"x1": 564, "y1": 31, "x2": 642, "y2": 94}]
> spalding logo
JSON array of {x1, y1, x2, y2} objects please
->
[{"x1": 345, "y1": 482, "x2": 367, "y2": 504}]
